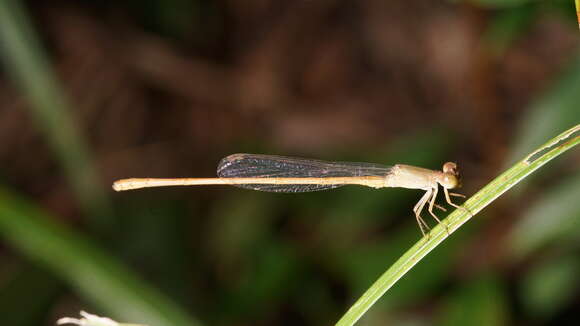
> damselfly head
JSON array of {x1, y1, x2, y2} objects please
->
[{"x1": 441, "y1": 162, "x2": 462, "y2": 189}]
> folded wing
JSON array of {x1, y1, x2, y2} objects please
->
[{"x1": 217, "y1": 153, "x2": 392, "y2": 193}]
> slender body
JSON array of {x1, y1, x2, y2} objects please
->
[{"x1": 113, "y1": 154, "x2": 466, "y2": 236}]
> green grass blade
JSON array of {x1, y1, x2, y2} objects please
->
[
  {"x1": 335, "y1": 124, "x2": 580, "y2": 326},
  {"x1": 0, "y1": 188, "x2": 202, "y2": 326},
  {"x1": 576, "y1": 0, "x2": 580, "y2": 29},
  {"x1": 0, "y1": 0, "x2": 113, "y2": 233}
]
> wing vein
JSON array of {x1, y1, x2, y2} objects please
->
[{"x1": 217, "y1": 153, "x2": 392, "y2": 192}]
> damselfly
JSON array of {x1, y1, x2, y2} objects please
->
[{"x1": 113, "y1": 154, "x2": 467, "y2": 236}]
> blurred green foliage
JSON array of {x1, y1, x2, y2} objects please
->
[
  {"x1": 0, "y1": 188, "x2": 200, "y2": 326},
  {"x1": 439, "y1": 275, "x2": 509, "y2": 326},
  {"x1": 0, "y1": 0, "x2": 578, "y2": 325},
  {"x1": 509, "y1": 174, "x2": 580, "y2": 259},
  {"x1": 0, "y1": 0, "x2": 114, "y2": 235},
  {"x1": 521, "y1": 255, "x2": 580, "y2": 320}
]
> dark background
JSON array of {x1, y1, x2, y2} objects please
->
[{"x1": 0, "y1": 0, "x2": 579, "y2": 325}]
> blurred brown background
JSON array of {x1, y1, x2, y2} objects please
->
[{"x1": 0, "y1": 0, "x2": 579, "y2": 325}]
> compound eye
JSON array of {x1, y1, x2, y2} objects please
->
[
  {"x1": 443, "y1": 162, "x2": 458, "y2": 174},
  {"x1": 442, "y1": 175, "x2": 459, "y2": 189}
]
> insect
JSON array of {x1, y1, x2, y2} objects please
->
[{"x1": 113, "y1": 154, "x2": 467, "y2": 236}]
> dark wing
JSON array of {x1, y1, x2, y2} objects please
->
[{"x1": 217, "y1": 153, "x2": 392, "y2": 193}]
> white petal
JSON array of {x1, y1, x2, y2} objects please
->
[{"x1": 56, "y1": 311, "x2": 119, "y2": 326}]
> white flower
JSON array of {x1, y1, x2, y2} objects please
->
[{"x1": 56, "y1": 311, "x2": 119, "y2": 326}]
